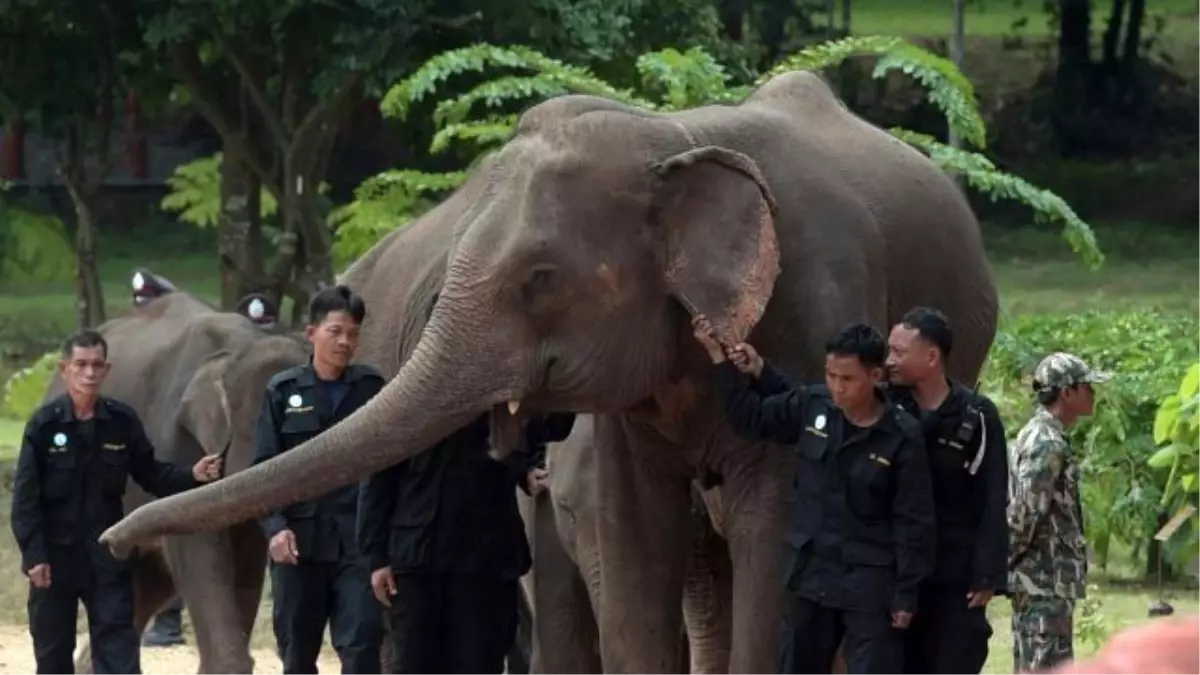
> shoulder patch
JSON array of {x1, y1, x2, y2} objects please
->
[{"x1": 267, "y1": 365, "x2": 308, "y2": 390}]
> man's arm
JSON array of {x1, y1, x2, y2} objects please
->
[
  {"x1": 10, "y1": 420, "x2": 48, "y2": 573},
  {"x1": 357, "y1": 462, "x2": 404, "y2": 573},
  {"x1": 970, "y1": 398, "x2": 1009, "y2": 592},
  {"x1": 251, "y1": 389, "x2": 289, "y2": 539},
  {"x1": 756, "y1": 361, "x2": 806, "y2": 396},
  {"x1": 712, "y1": 360, "x2": 809, "y2": 445},
  {"x1": 1008, "y1": 434, "x2": 1067, "y2": 562},
  {"x1": 891, "y1": 432, "x2": 937, "y2": 616},
  {"x1": 127, "y1": 415, "x2": 198, "y2": 497}
]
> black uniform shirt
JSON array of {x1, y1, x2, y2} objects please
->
[
  {"x1": 252, "y1": 361, "x2": 385, "y2": 563},
  {"x1": 713, "y1": 360, "x2": 936, "y2": 614},
  {"x1": 9, "y1": 395, "x2": 198, "y2": 587},
  {"x1": 890, "y1": 380, "x2": 1009, "y2": 593},
  {"x1": 357, "y1": 413, "x2": 576, "y2": 580}
]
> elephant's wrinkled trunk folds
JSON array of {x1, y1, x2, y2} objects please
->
[{"x1": 100, "y1": 294, "x2": 518, "y2": 557}]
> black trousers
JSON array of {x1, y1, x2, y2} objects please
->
[
  {"x1": 903, "y1": 587, "x2": 992, "y2": 674},
  {"x1": 388, "y1": 571, "x2": 518, "y2": 674},
  {"x1": 778, "y1": 594, "x2": 903, "y2": 674},
  {"x1": 270, "y1": 558, "x2": 383, "y2": 674},
  {"x1": 28, "y1": 573, "x2": 138, "y2": 674}
]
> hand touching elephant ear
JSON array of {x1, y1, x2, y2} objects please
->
[
  {"x1": 648, "y1": 146, "x2": 782, "y2": 347},
  {"x1": 176, "y1": 350, "x2": 236, "y2": 474}
]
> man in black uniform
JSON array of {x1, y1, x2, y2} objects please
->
[
  {"x1": 252, "y1": 284, "x2": 385, "y2": 674},
  {"x1": 693, "y1": 317, "x2": 936, "y2": 674},
  {"x1": 10, "y1": 329, "x2": 222, "y2": 674},
  {"x1": 885, "y1": 307, "x2": 1008, "y2": 674},
  {"x1": 358, "y1": 298, "x2": 575, "y2": 674}
]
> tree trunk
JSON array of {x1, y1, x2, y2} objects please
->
[
  {"x1": 842, "y1": 0, "x2": 851, "y2": 33},
  {"x1": 718, "y1": 0, "x2": 744, "y2": 42},
  {"x1": 217, "y1": 148, "x2": 260, "y2": 309},
  {"x1": 1058, "y1": 0, "x2": 1093, "y2": 71},
  {"x1": 1102, "y1": 0, "x2": 1127, "y2": 69},
  {"x1": 1120, "y1": 0, "x2": 1145, "y2": 68},
  {"x1": 66, "y1": 184, "x2": 106, "y2": 329}
]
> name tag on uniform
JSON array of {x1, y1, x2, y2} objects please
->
[
  {"x1": 868, "y1": 453, "x2": 891, "y2": 466},
  {"x1": 285, "y1": 393, "x2": 314, "y2": 414},
  {"x1": 102, "y1": 443, "x2": 126, "y2": 451},
  {"x1": 804, "y1": 426, "x2": 827, "y2": 438}
]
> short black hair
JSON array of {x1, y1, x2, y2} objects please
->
[
  {"x1": 900, "y1": 306, "x2": 953, "y2": 357},
  {"x1": 308, "y1": 285, "x2": 366, "y2": 326},
  {"x1": 61, "y1": 329, "x2": 108, "y2": 360},
  {"x1": 825, "y1": 323, "x2": 887, "y2": 369}
]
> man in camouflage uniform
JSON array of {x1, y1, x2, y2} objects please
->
[{"x1": 1007, "y1": 352, "x2": 1110, "y2": 673}]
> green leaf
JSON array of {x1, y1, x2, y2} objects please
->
[
  {"x1": 1180, "y1": 362, "x2": 1200, "y2": 399},
  {"x1": 1, "y1": 351, "x2": 58, "y2": 420},
  {"x1": 0, "y1": 202, "x2": 74, "y2": 283},
  {"x1": 1155, "y1": 394, "x2": 1183, "y2": 445},
  {"x1": 1148, "y1": 445, "x2": 1180, "y2": 469}
]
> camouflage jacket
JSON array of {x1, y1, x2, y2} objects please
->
[{"x1": 1007, "y1": 406, "x2": 1088, "y2": 599}]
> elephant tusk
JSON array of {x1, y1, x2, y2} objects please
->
[{"x1": 507, "y1": 399, "x2": 521, "y2": 415}]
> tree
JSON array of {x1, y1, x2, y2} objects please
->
[
  {"x1": 137, "y1": 0, "x2": 472, "y2": 318},
  {"x1": 0, "y1": 0, "x2": 160, "y2": 328},
  {"x1": 334, "y1": 36, "x2": 1103, "y2": 270}
]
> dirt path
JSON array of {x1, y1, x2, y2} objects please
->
[{"x1": 0, "y1": 624, "x2": 343, "y2": 674}]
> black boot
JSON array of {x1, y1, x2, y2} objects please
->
[{"x1": 143, "y1": 601, "x2": 186, "y2": 647}]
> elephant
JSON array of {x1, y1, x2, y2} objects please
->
[
  {"x1": 518, "y1": 415, "x2": 734, "y2": 674},
  {"x1": 48, "y1": 279, "x2": 308, "y2": 673},
  {"x1": 99, "y1": 70, "x2": 999, "y2": 673}
]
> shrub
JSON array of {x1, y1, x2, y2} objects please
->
[
  {"x1": 980, "y1": 309, "x2": 1200, "y2": 573},
  {"x1": 0, "y1": 351, "x2": 57, "y2": 421}
]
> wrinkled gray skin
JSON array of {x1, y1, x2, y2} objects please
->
[
  {"x1": 518, "y1": 416, "x2": 734, "y2": 673},
  {"x1": 45, "y1": 291, "x2": 307, "y2": 673},
  {"x1": 101, "y1": 71, "x2": 999, "y2": 672}
]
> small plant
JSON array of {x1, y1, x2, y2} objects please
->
[
  {"x1": 1075, "y1": 585, "x2": 1115, "y2": 653},
  {"x1": 1, "y1": 351, "x2": 58, "y2": 421}
]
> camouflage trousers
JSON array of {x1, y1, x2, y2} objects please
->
[{"x1": 1011, "y1": 593, "x2": 1075, "y2": 672}]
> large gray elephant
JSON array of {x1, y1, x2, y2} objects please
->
[
  {"x1": 100, "y1": 70, "x2": 999, "y2": 672},
  {"x1": 46, "y1": 283, "x2": 307, "y2": 673}
]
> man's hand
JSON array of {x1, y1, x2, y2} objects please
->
[
  {"x1": 729, "y1": 343, "x2": 764, "y2": 378},
  {"x1": 27, "y1": 563, "x2": 51, "y2": 589},
  {"x1": 966, "y1": 589, "x2": 994, "y2": 609},
  {"x1": 268, "y1": 529, "x2": 299, "y2": 565},
  {"x1": 891, "y1": 610, "x2": 913, "y2": 629},
  {"x1": 526, "y1": 467, "x2": 549, "y2": 497},
  {"x1": 691, "y1": 315, "x2": 727, "y2": 364},
  {"x1": 371, "y1": 566, "x2": 397, "y2": 607},
  {"x1": 192, "y1": 455, "x2": 223, "y2": 483}
]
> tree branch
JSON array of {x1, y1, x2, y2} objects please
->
[
  {"x1": 171, "y1": 42, "x2": 281, "y2": 200},
  {"x1": 219, "y1": 35, "x2": 289, "y2": 150}
]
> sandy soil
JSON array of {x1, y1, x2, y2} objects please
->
[{"x1": 0, "y1": 624, "x2": 343, "y2": 674}]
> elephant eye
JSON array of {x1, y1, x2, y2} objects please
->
[
  {"x1": 530, "y1": 268, "x2": 555, "y2": 287},
  {"x1": 520, "y1": 264, "x2": 567, "y2": 312}
]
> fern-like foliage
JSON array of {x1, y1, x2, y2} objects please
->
[
  {"x1": 762, "y1": 35, "x2": 986, "y2": 150},
  {"x1": 0, "y1": 201, "x2": 74, "y2": 283},
  {"x1": 160, "y1": 153, "x2": 278, "y2": 228},
  {"x1": 338, "y1": 37, "x2": 1099, "y2": 270},
  {"x1": 889, "y1": 128, "x2": 1103, "y2": 269}
]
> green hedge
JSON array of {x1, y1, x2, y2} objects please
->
[{"x1": 980, "y1": 308, "x2": 1200, "y2": 572}]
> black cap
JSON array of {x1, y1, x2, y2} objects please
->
[
  {"x1": 131, "y1": 268, "x2": 177, "y2": 307},
  {"x1": 235, "y1": 293, "x2": 279, "y2": 327}
]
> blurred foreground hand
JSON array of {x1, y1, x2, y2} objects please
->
[{"x1": 1052, "y1": 615, "x2": 1199, "y2": 674}]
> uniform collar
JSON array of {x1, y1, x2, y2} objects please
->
[
  {"x1": 294, "y1": 359, "x2": 367, "y2": 387},
  {"x1": 52, "y1": 393, "x2": 113, "y2": 423},
  {"x1": 1033, "y1": 405, "x2": 1066, "y2": 434}
]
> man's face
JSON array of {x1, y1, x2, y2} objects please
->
[
  {"x1": 825, "y1": 353, "x2": 883, "y2": 412},
  {"x1": 60, "y1": 346, "x2": 108, "y2": 397},
  {"x1": 1062, "y1": 382, "x2": 1096, "y2": 418},
  {"x1": 306, "y1": 310, "x2": 361, "y2": 370},
  {"x1": 886, "y1": 324, "x2": 936, "y2": 386}
]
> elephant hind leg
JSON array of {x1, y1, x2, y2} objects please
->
[{"x1": 683, "y1": 486, "x2": 733, "y2": 674}]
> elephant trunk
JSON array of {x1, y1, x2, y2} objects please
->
[{"x1": 101, "y1": 286, "x2": 522, "y2": 555}]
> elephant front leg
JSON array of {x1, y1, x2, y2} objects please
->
[
  {"x1": 166, "y1": 531, "x2": 258, "y2": 674},
  {"x1": 595, "y1": 419, "x2": 692, "y2": 673},
  {"x1": 721, "y1": 445, "x2": 793, "y2": 674}
]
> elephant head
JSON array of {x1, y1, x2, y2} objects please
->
[
  {"x1": 101, "y1": 95, "x2": 782, "y2": 552},
  {"x1": 175, "y1": 334, "x2": 307, "y2": 476}
]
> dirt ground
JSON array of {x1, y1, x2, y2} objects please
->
[{"x1": 0, "y1": 624, "x2": 343, "y2": 674}]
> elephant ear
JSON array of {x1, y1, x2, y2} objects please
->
[
  {"x1": 649, "y1": 145, "x2": 782, "y2": 346},
  {"x1": 177, "y1": 350, "x2": 234, "y2": 469}
]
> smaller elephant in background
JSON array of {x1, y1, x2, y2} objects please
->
[
  {"x1": 57, "y1": 272, "x2": 307, "y2": 674},
  {"x1": 519, "y1": 414, "x2": 735, "y2": 674}
]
